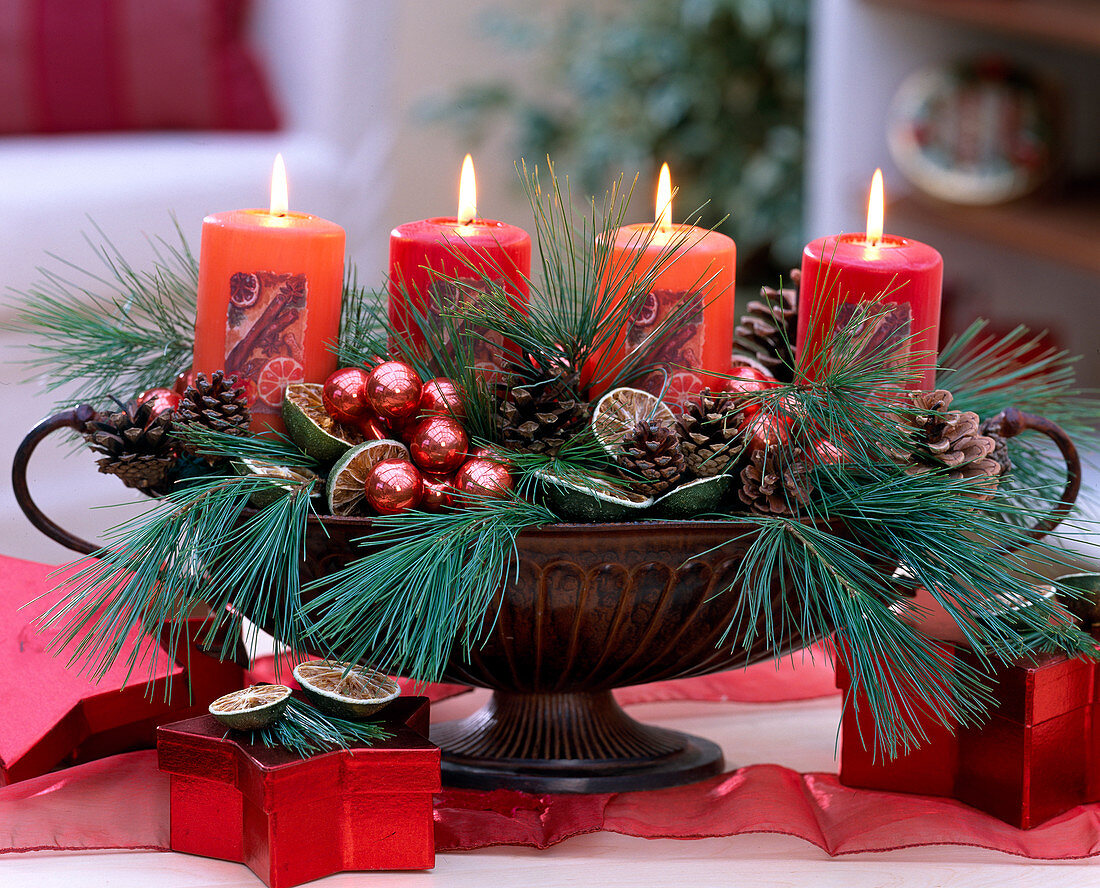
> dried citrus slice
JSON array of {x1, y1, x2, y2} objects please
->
[
  {"x1": 234, "y1": 458, "x2": 319, "y2": 508},
  {"x1": 283, "y1": 382, "x2": 366, "y2": 463},
  {"x1": 293, "y1": 660, "x2": 401, "y2": 719},
  {"x1": 591, "y1": 387, "x2": 676, "y2": 456},
  {"x1": 258, "y1": 356, "x2": 305, "y2": 408},
  {"x1": 209, "y1": 684, "x2": 292, "y2": 730},
  {"x1": 538, "y1": 470, "x2": 653, "y2": 522},
  {"x1": 651, "y1": 474, "x2": 734, "y2": 519},
  {"x1": 326, "y1": 439, "x2": 409, "y2": 516}
]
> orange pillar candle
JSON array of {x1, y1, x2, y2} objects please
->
[
  {"x1": 596, "y1": 164, "x2": 735, "y2": 406},
  {"x1": 193, "y1": 155, "x2": 346, "y2": 432}
]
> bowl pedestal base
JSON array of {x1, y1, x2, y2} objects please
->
[{"x1": 431, "y1": 689, "x2": 725, "y2": 794}]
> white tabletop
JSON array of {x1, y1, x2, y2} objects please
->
[{"x1": 5, "y1": 690, "x2": 1100, "y2": 887}]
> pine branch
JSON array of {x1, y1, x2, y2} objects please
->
[
  {"x1": 173, "y1": 425, "x2": 320, "y2": 470},
  {"x1": 304, "y1": 496, "x2": 556, "y2": 681},
  {"x1": 337, "y1": 268, "x2": 389, "y2": 367},
  {"x1": 938, "y1": 319, "x2": 1098, "y2": 430},
  {"x1": 5, "y1": 218, "x2": 198, "y2": 403},
  {"x1": 38, "y1": 472, "x2": 318, "y2": 690},
  {"x1": 245, "y1": 697, "x2": 391, "y2": 757}
]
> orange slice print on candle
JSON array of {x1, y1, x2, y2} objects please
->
[
  {"x1": 664, "y1": 371, "x2": 704, "y2": 410},
  {"x1": 257, "y1": 357, "x2": 305, "y2": 407}
]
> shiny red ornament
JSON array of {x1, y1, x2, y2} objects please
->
[
  {"x1": 408, "y1": 416, "x2": 468, "y2": 474},
  {"x1": 741, "y1": 412, "x2": 791, "y2": 450},
  {"x1": 365, "y1": 459, "x2": 423, "y2": 514},
  {"x1": 173, "y1": 369, "x2": 197, "y2": 395},
  {"x1": 355, "y1": 411, "x2": 393, "y2": 441},
  {"x1": 420, "y1": 473, "x2": 454, "y2": 512},
  {"x1": 322, "y1": 367, "x2": 371, "y2": 424},
  {"x1": 725, "y1": 365, "x2": 777, "y2": 398},
  {"x1": 813, "y1": 438, "x2": 850, "y2": 466},
  {"x1": 418, "y1": 378, "x2": 465, "y2": 420},
  {"x1": 453, "y1": 457, "x2": 513, "y2": 500},
  {"x1": 138, "y1": 387, "x2": 182, "y2": 416},
  {"x1": 366, "y1": 361, "x2": 423, "y2": 424}
]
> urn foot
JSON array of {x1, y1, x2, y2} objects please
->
[{"x1": 432, "y1": 690, "x2": 724, "y2": 793}]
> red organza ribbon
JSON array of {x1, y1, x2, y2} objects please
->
[{"x1": 6, "y1": 749, "x2": 1100, "y2": 859}]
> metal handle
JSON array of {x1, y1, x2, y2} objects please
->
[
  {"x1": 983, "y1": 407, "x2": 1082, "y2": 549},
  {"x1": 12, "y1": 405, "x2": 102, "y2": 556}
]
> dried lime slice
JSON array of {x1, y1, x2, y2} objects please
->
[
  {"x1": 326, "y1": 439, "x2": 409, "y2": 516},
  {"x1": 592, "y1": 387, "x2": 676, "y2": 457},
  {"x1": 283, "y1": 382, "x2": 365, "y2": 463},
  {"x1": 209, "y1": 684, "x2": 292, "y2": 730},
  {"x1": 651, "y1": 475, "x2": 734, "y2": 519},
  {"x1": 293, "y1": 660, "x2": 401, "y2": 719},
  {"x1": 234, "y1": 458, "x2": 319, "y2": 508},
  {"x1": 538, "y1": 470, "x2": 653, "y2": 522}
]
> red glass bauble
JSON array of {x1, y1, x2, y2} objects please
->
[
  {"x1": 725, "y1": 365, "x2": 778, "y2": 398},
  {"x1": 173, "y1": 369, "x2": 197, "y2": 395},
  {"x1": 408, "y1": 416, "x2": 468, "y2": 474},
  {"x1": 323, "y1": 367, "x2": 371, "y2": 424},
  {"x1": 354, "y1": 411, "x2": 392, "y2": 441},
  {"x1": 366, "y1": 361, "x2": 423, "y2": 424},
  {"x1": 813, "y1": 438, "x2": 850, "y2": 466},
  {"x1": 453, "y1": 458, "x2": 513, "y2": 500},
  {"x1": 742, "y1": 412, "x2": 791, "y2": 450},
  {"x1": 418, "y1": 378, "x2": 465, "y2": 420},
  {"x1": 364, "y1": 458, "x2": 423, "y2": 514},
  {"x1": 420, "y1": 473, "x2": 454, "y2": 512},
  {"x1": 138, "y1": 387, "x2": 182, "y2": 416}
]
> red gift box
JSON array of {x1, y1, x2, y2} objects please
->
[
  {"x1": 0, "y1": 555, "x2": 244, "y2": 785},
  {"x1": 157, "y1": 695, "x2": 440, "y2": 887},
  {"x1": 838, "y1": 645, "x2": 1100, "y2": 829}
]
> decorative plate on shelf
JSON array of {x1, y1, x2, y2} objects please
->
[{"x1": 887, "y1": 57, "x2": 1058, "y2": 205}]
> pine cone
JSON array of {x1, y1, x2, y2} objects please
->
[
  {"x1": 979, "y1": 416, "x2": 1013, "y2": 476},
  {"x1": 675, "y1": 391, "x2": 745, "y2": 478},
  {"x1": 177, "y1": 371, "x2": 251, "y2": 444},
  {"x1": 738, "y1": 444, "x2": 813, "y2": 515},
  {"x1": 83, "y1": 398, "x2": 178, "y2": 491},
  {"x1": 496, "y1": 371, "x2": 590, "y2": 456},
  {"x1": 618, "y1": 420, "x2": 686, "y2": 496},
  {"x1": 897, "y1": 389, "x2": 1002, "y2": 493},
  {"x1": 733, "y1": 269, "x2": 799, "y2": 383}
]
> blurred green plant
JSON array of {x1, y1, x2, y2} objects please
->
[{"x1": 431, "y1": 0, "x2": 807, "y2": 277}]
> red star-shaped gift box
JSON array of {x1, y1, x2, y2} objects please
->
[
  {"x1": 0, "y1": 555, "x2": 244, "y2": 784},
  {"x1": 157, "y1": 695, "x2": 440, "y2": 887}
]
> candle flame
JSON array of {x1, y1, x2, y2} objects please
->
[
  {"x1": 458, "y1": 154, "x2": 477, "y2": 224},
  {"x1": 270, "y1": 153, "x2": 288, "y2": 216},
  {"x1": 866, "y1": 168, "x2": 884, "y2": 245},
  {"x1": 656, "y1": 162, "x2": 673, "y2": 230}
]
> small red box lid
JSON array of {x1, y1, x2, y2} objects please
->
[{"x1": 157, "y1": 695, "x2": 440, "y2": 810}]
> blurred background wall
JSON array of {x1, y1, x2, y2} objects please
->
[{"x1": 1, "y1": 0, "x2": 1096, "y2": 564}]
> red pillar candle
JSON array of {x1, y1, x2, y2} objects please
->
[
  {"x1": 388, "y1": 155, "x2": 531, "y2": 373},
  {"x1": 193, "y1": 155, "x2": 345, "y2": 432},
  {"x1": 796, "y1": 170, "x2": 943, "y2": 390},
  {"x1": 595, "y1": 164, "x2": 735, "y2": 406}
]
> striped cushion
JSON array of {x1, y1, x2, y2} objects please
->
[{"x1": 0, "y1": 0, "x2": 278, "y2": 134}]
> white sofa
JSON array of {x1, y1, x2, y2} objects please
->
[{"x1": 0, "y1": 0, "x2": 396, "y2": 564}]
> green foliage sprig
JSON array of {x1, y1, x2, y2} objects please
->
[
  {"x1": 245, "y1": 697, "x2": 391, "y2": 758},
  {"x1": 6, "y1": 220, "x2": 198, "y2": 403},
  {"x1": 40, "y1": 434, "x2": 321, "y2": 685},
  {"x1": 304, "y1": 496, "x2": 556, "y2": 681}
]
